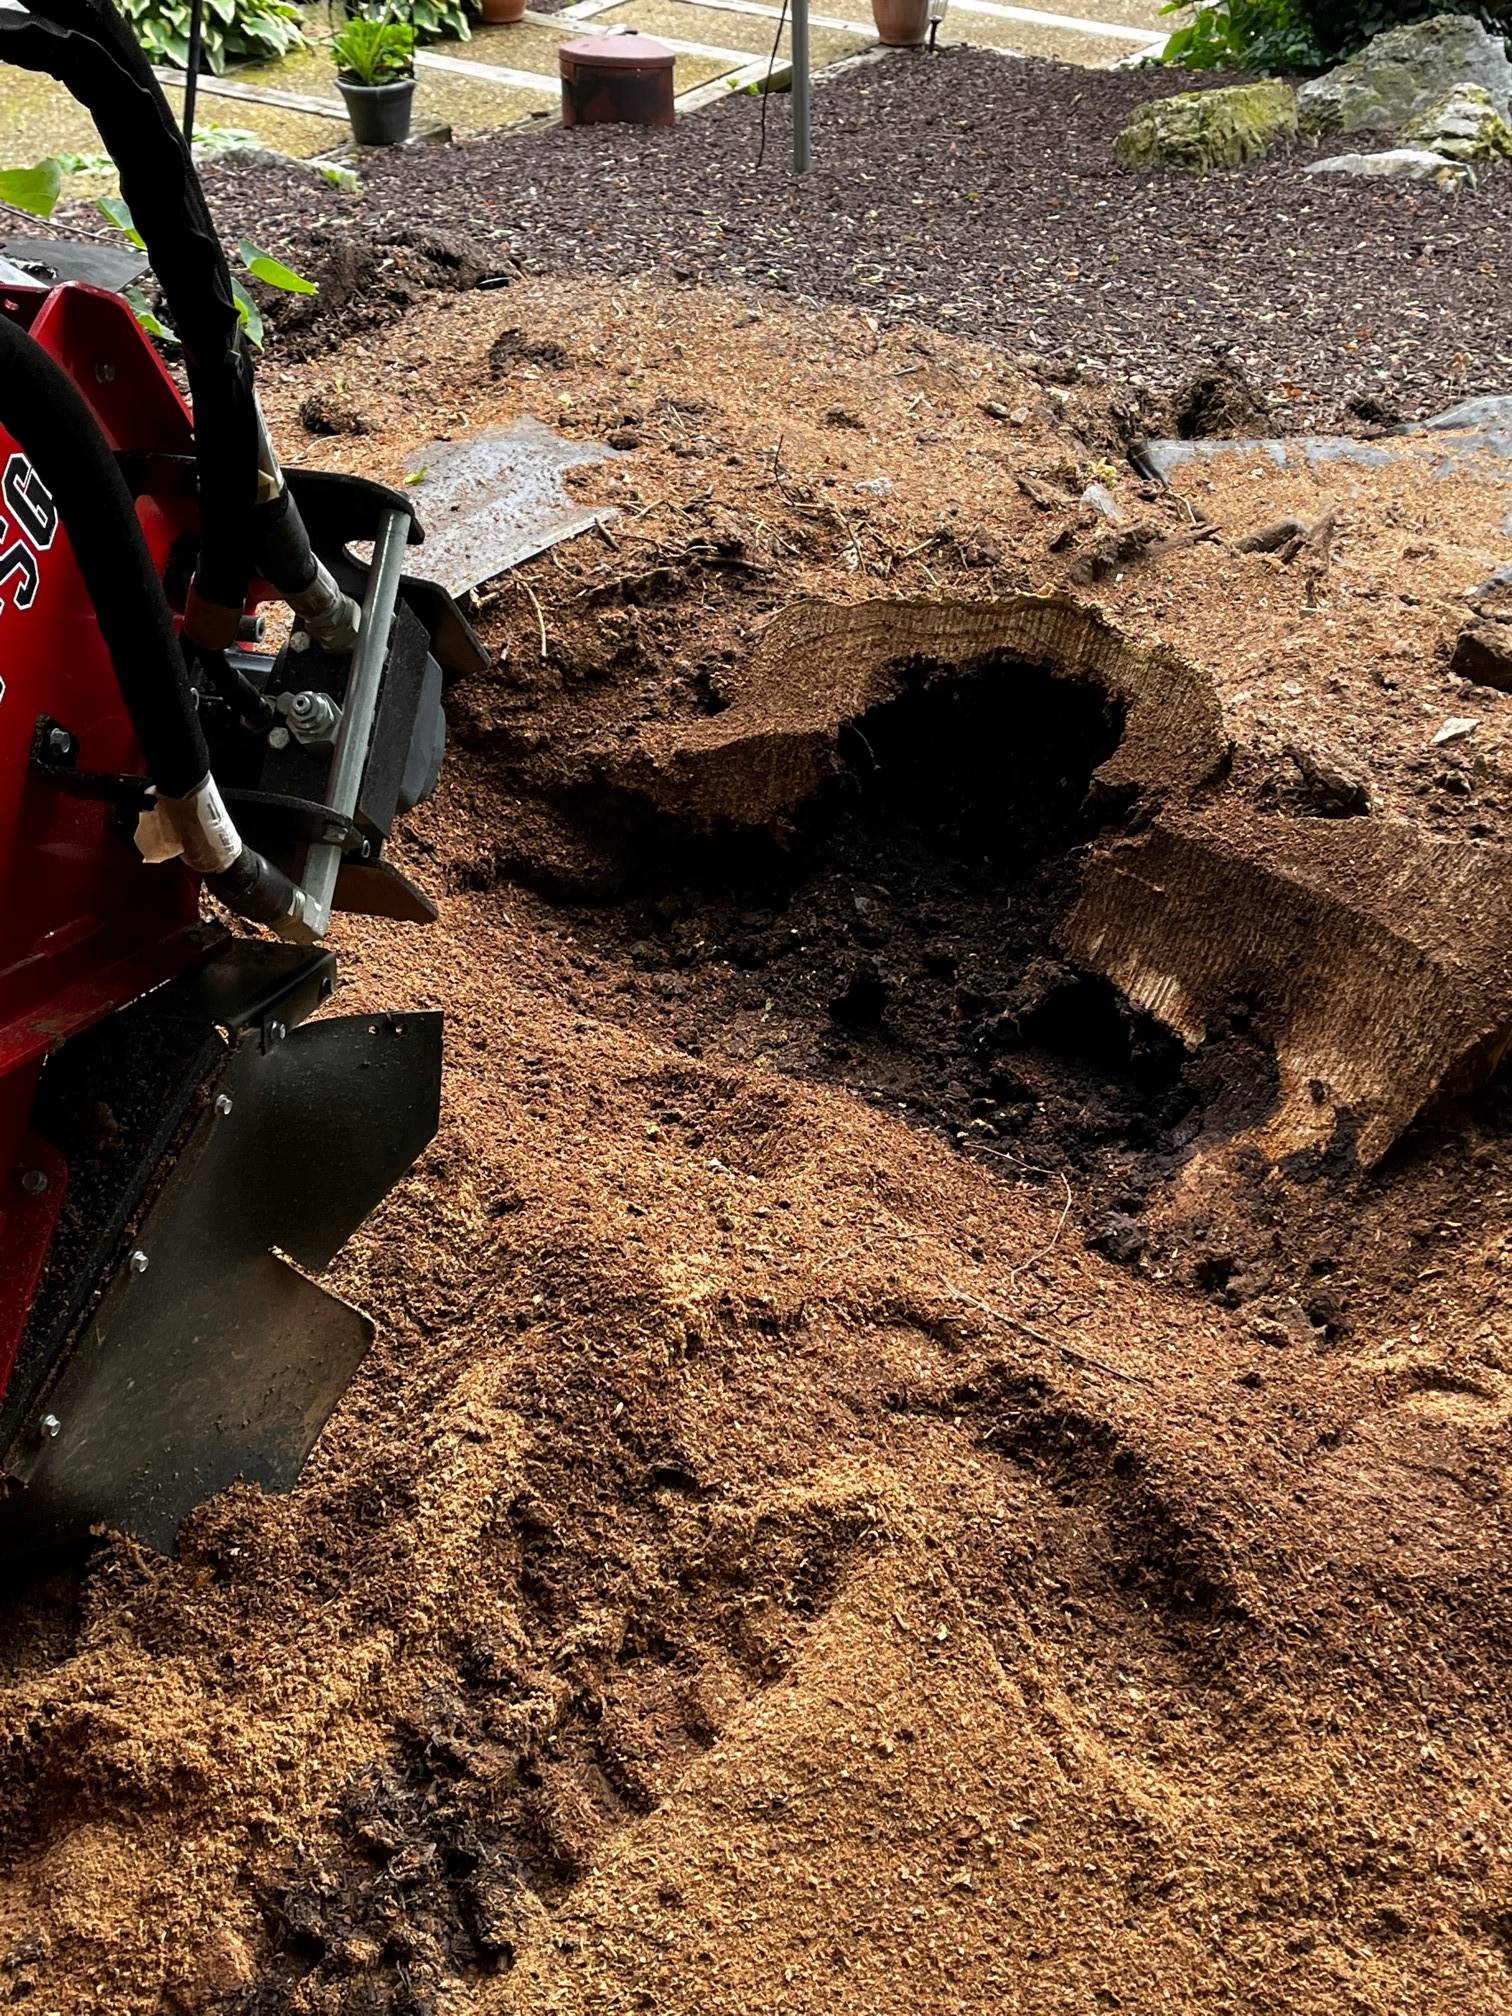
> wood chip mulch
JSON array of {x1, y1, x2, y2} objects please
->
[{"x1": 204, "y1": 46, "x2": 1512, "y2": 430}]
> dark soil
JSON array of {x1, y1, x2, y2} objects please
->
[
  {"x1": 552, "y1": 655, "x2": 1225, "y2": 1224},
  {"x1": 203, "y1": 47, "x2": 1512, "y2": 430}
]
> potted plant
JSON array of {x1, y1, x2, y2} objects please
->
[
  {"x1": 478, "y1": 0, "x2": 527, "y2": 23},
  {"x1": 333, "y1": 11, "x2": 418, "y2": 146}
]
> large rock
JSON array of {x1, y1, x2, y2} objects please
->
[
  {"x1": 1399, "y1": 79, "x2": 1512, "y2": 158},
  {"x1": 1298, "y1": 13, "x2": 1512, "y2": 136},
  {"x1": 1306, "y1": 145, "x2": 1477, "y2": 188},
  {"x1": 1114, "y1": 80, "x2": 1297, "y2": 171},
  {"x1": 1451, "y1": 617, "x2": 1512, "y2": 692}
]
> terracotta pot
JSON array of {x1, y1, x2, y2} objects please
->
[
  {"x1": 870, "y1": 0, "x2": 929, "y2": 42},
  {"x1": 479, "y1": 0, "x2": 527, "y2": 22}
]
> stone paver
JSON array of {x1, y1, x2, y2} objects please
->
[
  {"x1": 4, "y1": 72, "x2": 118, "y2": 167},
  {"x1": 232, "y1": 40, "x2": 558, "y2": 134},
  {"x1": 594, "y1": 0, "x2": 870, "y2": 66},
  {"x1": 943, "y1": 10, "x2": 1156, "y2": 63}
]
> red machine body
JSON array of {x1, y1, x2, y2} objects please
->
[
  {"x1": 0, "y1": 0, "x2": 478, "y2": 1558},
  {"x1": 0, "y1": 278, "x2": 209, "y2": 1396}
]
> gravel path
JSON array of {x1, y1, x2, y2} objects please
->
[{"x1": 207, "y1": 47, "x2": 1512, "y2": 427}]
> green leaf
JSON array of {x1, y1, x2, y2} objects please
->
[
  {"x1": 237, "y1": 238, "x2": 318, "y2": 294},
  {"x1": 231, "y1": 275, "x2": 265, "y2": 349},
  {"x1": 124, "y1": 286, "x2": 178, "y2": 344},
  {"x1": 0, "y1": 158, "x2": 63, "y2": 219},
  {"x1": 404, "y1": 466, "x2": 429, "y2": 486},
  {"x1": 320, "y1": 163, "x2": 363, "y2": 190},
  {"x1": 97, "y1": 194, "x2": 147, "y2": 249}
]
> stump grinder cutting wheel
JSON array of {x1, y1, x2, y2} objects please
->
[{"x1": 0, "y1": 0, "x2": 486, "y2": 1553}]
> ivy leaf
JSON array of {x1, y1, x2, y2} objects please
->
[
  {"x1": 0, "y1": 159, "x2": 63, "y2": 220},
  {"x1": 237, "y1": 239, "x2": 317, "y2": 295},
  {"x1": 231, "y1": 275, "x2": 265, "y2": 349},
  {"x1": 97, "y1": 193, "x2": 147, "y2": 249},
  {"x1": 124, "y1": 286, "x2": 178, "y2": 344}
]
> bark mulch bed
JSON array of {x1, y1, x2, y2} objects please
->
[{"x1": 204, "y1": 46, "x2": 1512, "y2": 431}]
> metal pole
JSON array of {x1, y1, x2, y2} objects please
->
[
  {"x1": 792, "y1": 0, "x2": 810, "y2": 175},
  {"x1": 182, "y1": 0, "x2": 205, "y2": 143}
]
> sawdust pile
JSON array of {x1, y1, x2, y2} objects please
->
[{"x1": 2, "y1": 277, "x2": 1512, "y2": 2016}]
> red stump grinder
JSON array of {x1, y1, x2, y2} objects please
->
[{"x1": 0, "y1": 0, "x2": 485, "y2": 1552}]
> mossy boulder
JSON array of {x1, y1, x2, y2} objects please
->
[
  {"x1": 1114, "y1": 81, "x2": 1298, "y2": 172},
  {"x1": 1297, "y1": 13, "x2": 1512, "y2": 137},
  {"x1": 1399, "y1": 81, "x2": 1512, "y2": 160}
]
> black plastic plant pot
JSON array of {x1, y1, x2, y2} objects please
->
[{"x1": 337, "y1": 74, "x2": 416, "y2": 146}]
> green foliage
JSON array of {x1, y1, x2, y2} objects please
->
[
  {"x1": 119, "y1": 0, "x2": 304, "y2": 75},
  {"x1": 1161, "y1": 0, "x2": 1511, "y2": 70},
  {"x1": 0, "y1": 158, "x2": 63, "y2": 218},
  {"x1": 340, "y1": 0, "x2": 473, "y2": 47},
  {"x1": 1159, "y1": 0, "x2": 1322, "y2": 73},
  {"x1": 191, "y1": 122, "x2": 265, "y2": 157},
  {"x1": 403, "y1": 0, "x2": 472, "y2": 42},
  {"x1": 97, "y1": 193, "x2": 148, "y2": 248},
  {"x1": 231, "y1": 275, "x2": 265, "y2": 347},
  {"x1": 124, "y1": 286, "x2": 178, "y2": 343},
  {"x1": 238, "y1": 238, "x2": 319, "y2": 293},
  {"x1": 95, "y1": 198, "x2": 316, "y2": 350},
  {"x1": 1299, "y1": 0, "x2": 1510, "y2": 64},
  {"x1": 332, "y1": 11, "x2": 417, "y2": 82}
]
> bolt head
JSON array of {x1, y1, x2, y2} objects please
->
[
  {"x1": 267, "y1": 725, "x2": 291, "y2": 752},
  {"x1": 45, "y1": 726, "x2": 75, "y2": 761},
  {"x1": 214, "y1": 1094, "x2": 233, "y2": 1117},
  {"x1": 129, "y1": 1248, "x2": 149, "y2": 1275},
  {"x1": 289, "y1": 630, "x2": 310, "y2": 654},
  {"x1": 39, "y1": 1414, "x2": 61, "y2": 1440},
  {"x1": 19, "y1": 1169, "x2": 48, "y2": 1196}
]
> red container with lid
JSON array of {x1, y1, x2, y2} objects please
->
[{"x1": 559, "y1": 32, "x2": 676, "y2": 128}]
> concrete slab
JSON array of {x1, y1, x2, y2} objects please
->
[
  {"x1": 949, "y1": 0, "x2": 1164, "y2": 43},
  {"x1": 594, "y1": 0, "x2": 870, "y2": 65},
  {"x1": 947, "y1": 6, "x2": 1154, "y2": 57},
  {"x1": 448, "y1": 18, "x2": 579, "y2": 74},
  {"x1": 159, "y1": 83, "x2": 346, "y2": 158},
  {"x1": 0, "y1": 69, "x2": 112, "y2": 165}
]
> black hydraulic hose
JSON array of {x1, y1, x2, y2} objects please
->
[
  {"x1": 0, "y1": 0, "x2": 260, "y2": 618},
  {"x1": 0, "y1": 311, "x2": 300, "y2": 927},
  {"x1": 0, "y1": 308, "x2": 208, "y2": 798}
]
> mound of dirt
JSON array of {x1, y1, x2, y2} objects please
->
[{"x1": 258, "y1": 225, "x2": 517, "y2": 361}]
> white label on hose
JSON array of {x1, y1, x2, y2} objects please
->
[
  {"x1": 134, "y1": 775, "x2": 241, "y2": 874},
  {"x1": 174, "y1": 774, "x2": 241, "y2": 873}
]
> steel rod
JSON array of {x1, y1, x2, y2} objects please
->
[
  {"x1": 298, "y1": 508, "x2": 410, "y2": 936},
  {"x1": 182, "y1": 0, "x2": 204, "y2": 141},
  {"x1": 792, "y1": 0, "x2": 810, "y2": 174}
]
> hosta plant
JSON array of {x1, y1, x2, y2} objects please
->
[
  {"x1": 338, "y1": 0, "x2": 473, "y2": 46},
  {"x1": 119, "y1": 0, "x2": 305, "y2": 74}
]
